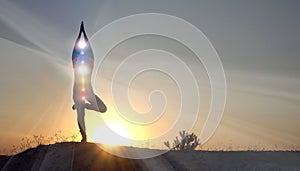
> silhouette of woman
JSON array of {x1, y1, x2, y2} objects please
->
[{"x1": 72, "y1": 21, "x2": 107, "y2": 142}]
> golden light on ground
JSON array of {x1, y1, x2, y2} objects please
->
[{"x1": 90, "y1": 121, "x2": 131, "y2": 147}]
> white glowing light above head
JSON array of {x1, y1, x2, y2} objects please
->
[{"x1": 77, "y1": 40, "x2": 87, "y2": 49}]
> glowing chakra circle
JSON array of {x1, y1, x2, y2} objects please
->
[
  {"x1": 76, "y1": 65, "x2": 90, "y2": 75},
  {"x1": 77, "y1": 40, "x2": 87, "y2": 49}
]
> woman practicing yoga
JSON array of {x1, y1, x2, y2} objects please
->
[{"x1": 72, "y1": 21, "x2": 107, "y2": 142}]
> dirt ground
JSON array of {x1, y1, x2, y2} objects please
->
[{"x1": 1, "y1": 142, "x2": 299, "y2": 171}]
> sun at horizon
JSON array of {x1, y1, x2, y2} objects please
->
[{"x1": 89, "y1": 121, "x2": 131, "y2": 146}]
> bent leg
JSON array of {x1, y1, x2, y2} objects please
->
[{"x1": 85, "y1": 94, "x2": 107, "y2": 113}]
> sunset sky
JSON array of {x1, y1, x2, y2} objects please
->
[{"x1": 0, "y1": 0, "x2": 299, "y2": 152}]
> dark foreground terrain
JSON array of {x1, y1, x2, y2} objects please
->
[{"x1": 0, "y1": 142, "x2": 299, "y2": 171}]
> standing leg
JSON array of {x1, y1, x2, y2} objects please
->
[{"x1": 76, "y1": 102, "x2": 87, "y2": 142}]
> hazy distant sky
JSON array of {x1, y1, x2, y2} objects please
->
[{"x1": 0, "y1": 0, "x2": 299, "y2": 151}]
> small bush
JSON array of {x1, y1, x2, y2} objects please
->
[{"x1": 164, "y1": 130, "x2": 200, "y2": 151}]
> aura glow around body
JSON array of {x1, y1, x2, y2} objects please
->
[{"x1": 72, "y1": 21, "x2": 107, "y2": 142}]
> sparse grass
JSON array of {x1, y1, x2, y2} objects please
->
[
  {"x1": 1, "y1": 131, "x2": 300, "y2": 155},
  {"x1": 6, "y1": 131, "x2": 80, "y2": 155}
]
